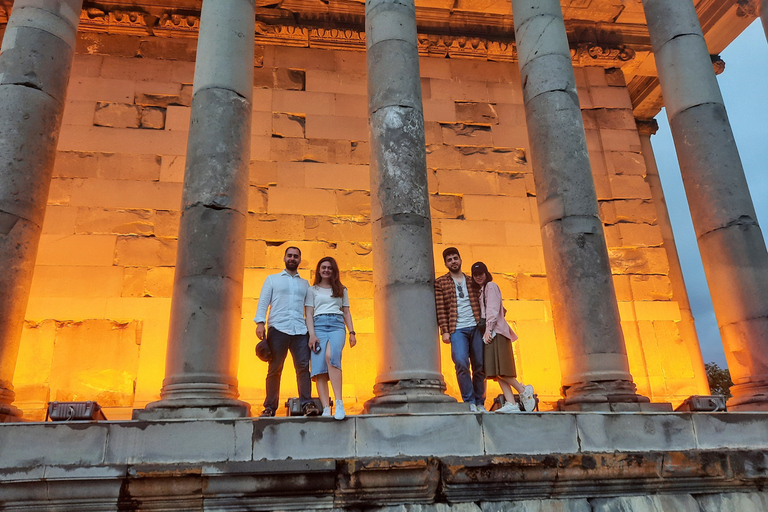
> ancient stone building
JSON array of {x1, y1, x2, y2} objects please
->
[{"x1": 2, "y1": 0, "x2": 768, "y2": 510}]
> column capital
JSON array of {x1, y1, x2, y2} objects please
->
[
  {"x1": 737, "y1": 0, "x2": 760, "y2": 17},
  {"x1": 635, "y1": 118, "x2": 659, "y2": 137}
]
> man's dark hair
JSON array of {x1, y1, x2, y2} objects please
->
[
  {"x1": 442, "y1": 247, "x2": 460, "y2": 262},
  {"x1": 285, "y1": 246, "x2": 301, "y2": 257}
]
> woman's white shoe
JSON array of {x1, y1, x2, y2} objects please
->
[
  {"x1": 496, "y1": 402, "x2": 522, "y2": 414},
  {"x1": 520, "y1": 385, "x2": 536, "y2": 412},
  {"x1": 322, "y1": 406, "x2": 331, "y2": 417},
  {"x1": 334, "y1": 400, "x2": 345, "y2": 420}
]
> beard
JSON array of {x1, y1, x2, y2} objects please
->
[{"x1": 285, "y1": 260, "x2": 299, "y2": 271}]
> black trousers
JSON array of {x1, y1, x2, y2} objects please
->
[{"x1": 263, "y1": 327, "x2": 312, "y2": 411}]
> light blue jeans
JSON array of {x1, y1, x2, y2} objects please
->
[
  {"x1": 310, "y1": 314, "x2": 346, "y2": 379},
  {"x1": 450, "y1": 326, "x2": 486, "y2": 405}
]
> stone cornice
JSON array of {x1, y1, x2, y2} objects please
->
[{"x1": 70, "y1": 4, "x2": 647, "y2": 66}]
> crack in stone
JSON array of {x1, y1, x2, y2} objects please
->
[
  {"x1": 698, "y1": 214, "x2": 759, "y2": 239},
  {"x1": 0, "y1": 210, "x2": 21, "y2": 235}
]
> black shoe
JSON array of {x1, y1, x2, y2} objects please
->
[
  {"x1": 302, "y1": 402, "x2": 320, "y2": 417},
  {"x1": 260, "y1": 407, "x2": 275, "y2": 417}
]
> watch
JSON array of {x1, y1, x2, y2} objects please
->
[{"x1": 349, "y1": 331, "x2": 356, "y2": 335}]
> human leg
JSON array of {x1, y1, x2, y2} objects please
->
[
  {"x1": 263, "y1": 328, "x2": 291, "y2": 413},
  {"x1": 499, "y1": 376, "x2": 535, "y2": 412},
  {"x1": 316, "y1": 374, "x2": 330, "y2": 408},
  {"x1": 469, "y1": 326, "x2": 486, "y2": 406},
  {"x1": 288, "y1": 333, "x2": 313, "y2": 407},
  {"x1": 450, "y1": 327, "x2": 474, "y2": 403}
]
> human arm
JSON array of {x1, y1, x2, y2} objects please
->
[
  {"x1": 305, "y1": 306, "x2": 318, "y2": 350},
  {"x1": 342, "y1": 306, "x2": 356, "y2": 348},
  {"x1": 434, "y1": 278, "x2": 451, "y2": 343},
  {"x1": 483, "y1": 283, "x2": 503, "y2": 342},
  {"x1": 304, "y1": 287, "x2": 318, "y2": 349},
  {"x1": 254, "y1": 276, "x2": 273, "y2": 340}
]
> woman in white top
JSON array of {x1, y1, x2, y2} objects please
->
[{"x1": 305, "y1": 256, "x2": 357, "y2": 419}]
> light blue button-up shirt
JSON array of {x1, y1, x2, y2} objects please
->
[{"x1": 254, "y1": 270, "x2": 310, "y2": 335}]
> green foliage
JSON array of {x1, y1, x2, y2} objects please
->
[{"x1": 705, "y1": 362, "x2": 733, "y2": 399}]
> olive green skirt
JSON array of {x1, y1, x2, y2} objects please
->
[{"x1": 483, "y1": 333, "x2": 517, "y2": 378}]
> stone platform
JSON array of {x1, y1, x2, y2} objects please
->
[{"x1": 1, "y1": 412, "x2": 768, "y2": 511}]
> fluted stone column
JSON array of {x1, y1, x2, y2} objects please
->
[
  {"x1": 512, "y1": 0, "x2": 651, "y2": 410},
  {"x1": 643, "y1": 0, "x2": 768, "y2": 410},
  {"x1": 636, "y1": 119, "x2": 710, "y2": 395},
  {"x1": 0, "y1": 0, "x2": 83, "y2": 422},
  {"x1": 363, "y1": 0, "x2": 457, "y2": 413},
  {"x1": 136, "y1": 0, "x2": 255, "y2": 419}
]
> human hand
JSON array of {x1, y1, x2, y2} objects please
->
[
  {"x1": 349, "y1": 333, "x2": 357, "y2": 347},
  {"x1": 308, "y1": 335, "x2": 319, "y2": 351},
  {"x1": 442, "y1": 333, "x2": 451, "y2": 344},
  {"x1": 483, "y1": 331, "x2": 492, "y2": 344},
  {"x1": 256, "y1": 323, "x2": 266, "y2": 341}
]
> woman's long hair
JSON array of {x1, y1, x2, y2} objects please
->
[
  {"x1": 313, "y1": 256, "x2": 345, "y2": 297},
  {"x1": 470, "y1": 261, "x2": 493, "y2": 292}
]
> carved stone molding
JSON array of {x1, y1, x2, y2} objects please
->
[
  {"x1": 573, "y1": 44, "x2": 636, "y2": 66},
  {"x1": 635, "y1": 118, "x2": 659, "y2": 137},
  {"x1": 2, "y1": 4, "x2": 640, "y2": 66},
  {"x1": 736, "y1": 0, "x2": 760, "y2": 17},
  {"x1": 79, "y1": 8, "x2": 150, "y2": 35}
]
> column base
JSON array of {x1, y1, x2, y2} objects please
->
[
  {"x1": 363, "y1": 379, "x2": 463, "y2": 414},
  {"x1": 134, "y1": 395, "x2": 251, "y2": 420},
  {"x1": 557, "y1": 379, "x2": 659, "y2": 411},
  {"x1": 727, "y1": 381, "x2": 768, "y2": 411},
  {"x1": 0, "y1": 403, "x2": 24, "y2": 422}
]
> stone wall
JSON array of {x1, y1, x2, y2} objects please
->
[{"x1": 12, "y1": 33, "x2": 705, "y2": 420}]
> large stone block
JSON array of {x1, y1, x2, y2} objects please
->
[
  {"x1": 576, "y1": 414, "x2": 696, "y2": 452},
  {"x1": 253, "y1": 416, "x2": 356, "y2": 460},
  {"x1": 35, "y1": 234, "x2": 117, "y2": 266},
  {"x1": 30, "y1": 265, "x2": 124, "y2": 299},
  {"x1": 246, "y1": 213, "x2": 305, "y2": 241},
  {"x1": 42, "y1": 205, "x2": 77, "y2": 234},
  {"x1": 69, "y1": 179, "x2": 182, "y2": 210},
  {"x1": 48, "y1": 319, "x2": 142, "y2": 407},
  {"x1": 483, "y1": 413, "x2": 579, "y2": 455},
  {"x1": 356, "y1": 415, "x2": 484, "y2": 458},
  {"x1": 114, "y1": 236, "x2": 178, "y2": 266},
  {"x1": 0, "y1": 423, "x2": 108, "y2": 468},
  {"x1": 74, "y1": 208, "x2": 153, "y2": 235},
  {"x1": 93, "y1": 102, "x2": 140, "y2": 128},
  {"x1": 105, "y1": 420, "x2": 252, "y2": 464},
  {"x1": 463, "y1": 195, "x2": 532, "y2": 222}
]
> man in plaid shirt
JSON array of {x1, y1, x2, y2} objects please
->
[{"x1": 434, "y1": 247, "x2": 486, "y2": 411}]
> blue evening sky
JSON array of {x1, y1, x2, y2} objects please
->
[{"x1": 652, "y1": 20, "x2": 768, "y2": 367}]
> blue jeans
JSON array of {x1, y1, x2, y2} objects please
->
[
  {"x1": 450, "y1": 326, "x2": 486, "y2": 405},
  {"x1": 263, "y1": 327, "x2": 312, "y2": 411}
]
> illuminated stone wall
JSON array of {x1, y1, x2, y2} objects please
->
[{"x1": 12, "y1": 37, "x2": 706, "y2": 420}]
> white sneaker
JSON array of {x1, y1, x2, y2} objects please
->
[
  {"x1": 496, "y1": 402, "x2": 522, "y2": 414},
  {"x1": 520, "y1": 385, "x2": 536, "y2": 412},
  {"x1": 334, "y1": 400, "x2": 345, "y2": 420},
  {"x1": 477, "y1": 405, "x2": 488, "y2": 413},
  {"x1": 469, "y1": 403, "x2": 478, "y2": 413},
  {"x1": 322, "y1": 406, "x2": 331, "y2": 417}
]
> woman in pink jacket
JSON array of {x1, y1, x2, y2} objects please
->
[{"x1": 471, "y1": 261, "x2": 536, "y2": 413}]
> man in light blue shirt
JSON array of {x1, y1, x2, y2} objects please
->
[{"x1": 254, "y1": 246, "x2": 318, "y2": 417}]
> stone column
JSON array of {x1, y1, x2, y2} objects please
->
[
  {"x1": 363, "y1": 0, "x2": 457, "y2": 413},
  {"x1": 136, "y1": 0, "x2": 255, "y2": 419},
  {"x1": 0, "y1": 0, "x2": 83, "y2": 422},
  {"x1": 636, "y1": 119, "x2": 710, "y2": 395},
  {"x1": 512, "y1": 0, "x2": 651, "y2": 410},
  {"x1": 643, "y1": 0, "x2": 768, "y2": 410}
]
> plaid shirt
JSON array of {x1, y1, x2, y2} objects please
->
[{"x1": 434, "y1": 272, "x2": 481, "y2": 336}]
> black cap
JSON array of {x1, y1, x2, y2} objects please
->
[{"x1": 471, "y1": 262, "x2": 488, "y2": 275}]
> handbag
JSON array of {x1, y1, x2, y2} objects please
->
[{"x1": 255, "y1": 335, "x2": 273, "y2": 362}]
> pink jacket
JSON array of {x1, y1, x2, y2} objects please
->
[{"x1": 479, "y1": 282, "x2": 518, "y2": 342}]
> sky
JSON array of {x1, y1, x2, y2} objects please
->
[{"x1": 651, "y1": 20, "x2": 768, "y2": 368}]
